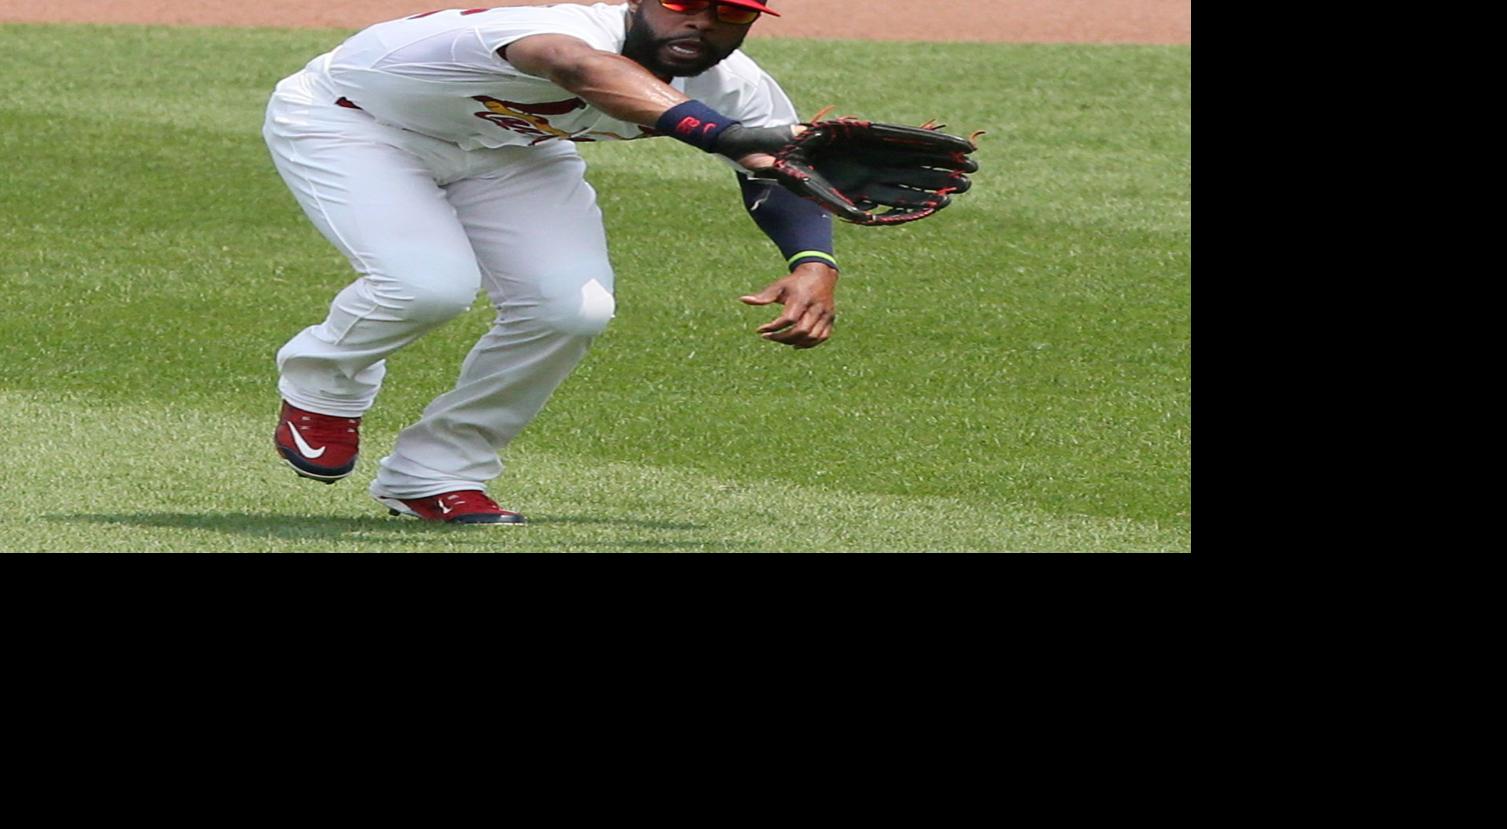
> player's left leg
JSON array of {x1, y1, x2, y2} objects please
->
[{"x1": 369, "y1": 142, "x2": 615, "y2": 503}]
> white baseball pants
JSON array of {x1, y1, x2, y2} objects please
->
[{"x1": 263, "y1": 71, "x2": 616, "y2": 500}]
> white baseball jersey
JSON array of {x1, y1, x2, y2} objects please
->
[
  {"x1": 299, "y1": 3, "x2": 800, "y2": 151},
  {"x1": 265, "y1": 4, "x2": 807, "y2": 501}
]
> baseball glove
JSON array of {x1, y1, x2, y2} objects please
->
[{"x1": 748, "y1": 115, "x2": 982, "y2": 226}]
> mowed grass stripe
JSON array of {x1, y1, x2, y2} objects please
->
[
  {"x1": 0, "y1": 392, "x2": 1182, "y2": 552},
  {"x1": 0, "y1": 24, "x2": 1190, "y2": 551}
]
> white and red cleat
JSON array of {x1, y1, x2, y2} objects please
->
[
  {"x1": 374, "y1": 490, "x2": 527, "y2": 525},
  {"x1": 275, "y1": 401, "x2": 361, "y2": 483}
]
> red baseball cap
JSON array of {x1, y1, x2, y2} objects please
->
[{"x1": 714, "y1": 1, "x2": 782, "y2": 16}]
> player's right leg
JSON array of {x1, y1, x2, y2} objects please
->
[
  {"x1": 368, "y1": 143, "x2": 616, "y2": 511},
  {"x1": 263, "y1": 76, "x2": 483, "y2": 482}
]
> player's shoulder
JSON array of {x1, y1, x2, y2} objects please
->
[
  {"x1": 515, "y1": 1, "x2": 630, "y2": 28},
  {"x1": 483, "y1": 3, "x2": 626, "y2": 30},
  {"x1": 425, "y1": 2, "x2": 629, "y2": 48}
]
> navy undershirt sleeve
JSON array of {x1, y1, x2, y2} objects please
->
[{"x1": 737, "y1": 174, "x2": 837, "y2": 271}]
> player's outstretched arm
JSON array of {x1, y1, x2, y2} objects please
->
[
  {"x1": 503, "y1": 35, "x2": 690, "y2": 127},
  {"x1": 736, "y1": 175, "x2": 840, "y2": 349},
  {"x1": 502, "y1": 35, "x2": 793, "y2": 168}
]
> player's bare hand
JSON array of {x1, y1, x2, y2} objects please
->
[{"x1": 738, "y1": 262, "x2": 838, "y2": 349}]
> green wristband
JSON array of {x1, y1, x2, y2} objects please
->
[{"x1": 787, "y1": 251, "x2": 838, "y2": 270}]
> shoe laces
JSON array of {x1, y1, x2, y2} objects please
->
[
  {"x1": 289, "y1": 410, "x2": 360, "y2": 447},
  {"x1": 436, "y1": 490, "x2": 506, "y2": 515}
]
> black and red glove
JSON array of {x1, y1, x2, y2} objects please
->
[{"x1": 720, "y1": 117, "x2": 982, "y2": 226}]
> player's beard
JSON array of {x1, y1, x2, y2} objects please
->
[{"x1": 621, "y1": 7, "x2": 745, "y2": 78}]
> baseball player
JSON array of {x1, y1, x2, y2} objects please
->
[{"x1": 266, "y1": 1, "x2": 837, "y2": 525}]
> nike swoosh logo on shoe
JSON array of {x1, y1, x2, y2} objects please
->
[
  {"x1": 286, "y1": 422, "x2": 327, "y2": 459},
  {"x1": 437, "y1": 499, "x2": 453, "y2": 514}
]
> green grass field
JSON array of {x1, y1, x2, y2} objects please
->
[{"x1": 0, "y1": 24, "x2": 1190, "y2": 552}]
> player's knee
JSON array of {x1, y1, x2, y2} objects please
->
[
  {"x1": 539, "y1": 277, "x2": 615, "y2": 337},
  {"x1": 374, "y1": 259, "x2": 480, "y2": 324},
  {"x1": 403, "y1": 283, "x2": 477, "y2": 324}
]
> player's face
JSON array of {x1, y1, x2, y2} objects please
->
[{"x1": 622, "y1": 0, "x2": 758, "y2": 78}]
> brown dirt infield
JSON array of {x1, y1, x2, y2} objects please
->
[{"x1": 0, "y1": 1, "x2": 1190, "y2": 44}]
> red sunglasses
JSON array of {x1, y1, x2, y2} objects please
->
[{"x1": 658, "y1": 1, "x2": 764, "y2": 26}]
